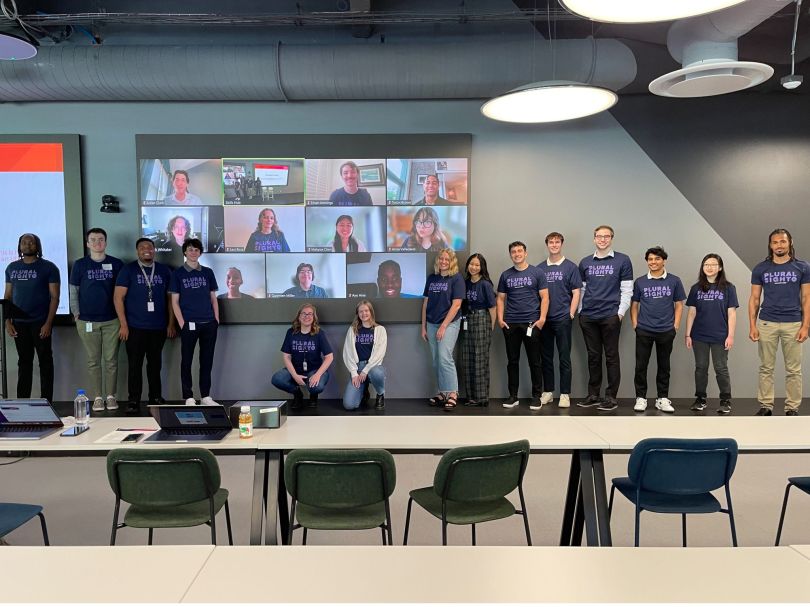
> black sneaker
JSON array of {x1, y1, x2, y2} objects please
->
[
  {"x1": 755, "y1": 407, "x2": 773, "y2": 416},
  {"x1": 125, "y1": 400, "x2": 141, "y2": 414},
  {"x1": 291, "y1": 389, "x2": 304, "y2": 410},
  {"x1": 597, "y1": 397, "x2": 619, "y2": 412},
  {"x1": 718, "y1": 399, "x2": 732, "y2": 415},
  {"x1": 577, "y1": 395, "x2": 603, "y2": 408},
  {"x1": 786, "y1": 410, "x2": 799, "y2": 416},
  {"x1": 308, "y1": 394, "x2": 319, "y2": 408},
  {"x1": 148, "y1": 397, "x2": 168, "y2": 406},
  {"x1": 691, "y1": 397, "x2": 707, "y2": 411},
  {"x1": 375, "y1": 394, "x2": 385, "y2": 410}
]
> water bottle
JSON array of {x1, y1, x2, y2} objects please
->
[
  {"x1": 74, "y1": 389, "x2": 90, "y2": 428},
  {"x1": 238, "y1": 405, "x2": 253, "y2": 439}
]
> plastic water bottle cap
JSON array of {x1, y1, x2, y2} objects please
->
[
  {"x1": 241, "y1": 405, "x2": 250, "y2": 412},
  {"x1": 77, "y1": 389, "x2": 86, "y2": 396}
]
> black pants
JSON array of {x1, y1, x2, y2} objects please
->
[
  {"x1": 579, "y1": 314, "x2": 622, "y2": 399},
  {"x1": 126, "y1": 327, "x2": 167, "y2": 403},
  {"x1": 634, "y1": 328, "x2": 676, "y2": 398},
  {"x1": 180, "y1": 321, "x2": 218, "y2": 400},
  {"x1": 502, "y1": 323, "x2": 543, "y2": 399},
  {"x1": 693, "y1": 339, "x2": 732, "y2": 399},
  {"x1": 540, "y1": 318, "x2": 573, "y2": 394},
  {"x1": 12, "y1": 320, "x2": 54, "y2": 401}
]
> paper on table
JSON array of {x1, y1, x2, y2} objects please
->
[{"x1": 94, "y1": 429, "x2": 157, "y2": 444}]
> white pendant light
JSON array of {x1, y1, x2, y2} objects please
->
[
  {"x1": 481, "y1": 80, "x2": 617, "y2": 124},
  {"x1": 0, "y1": 32, "x2": 37, "y2": 60},
  {"x1": 560, "y1": 0, "x2": 748, "y2": 24}
]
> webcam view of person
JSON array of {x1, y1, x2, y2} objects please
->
[
  {"x1": 377, "y1": 260, "x2": 402, "y2": 298},
  {"x1": 164, "y1": 170, "x2": 203, "y2": 206},
  {"x1": 272, "y1": 304, "x2": 333, "y2": 409},
  {"x1": 283, "y1": 262, "x2": 327, "y2": 298},
  {"x1": 415, "y1": 174, "x2": 449, "y2": 206},
  {"x1": 218, "y1": 267, "x2": 255, "y2": 300},
  {"x1": 330, "y1": 214, "x2": 367, "y2": 252},
  {"x1": 342, "y1": 300, "x2": 387, "y2": 411},
  {"x1": 402, "y1": 207, "x2": 451, "y2": 252},
  {"x1": 245, "y1": 208, "x2": 290, "y2": 253},
  {"x1": 161, "y1": 215, "x2": 191, "y2": 252},
  {"x1": 329, "y1": 161, "x2": 372, "y2": 206}
]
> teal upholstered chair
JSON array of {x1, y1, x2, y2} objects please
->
[
  {"x1": 284, "y1": 449, "x2": 396, "y2": 545},
  {"x1": 403, "y1": 439, "x2": 532, "y2": 546},
  {"x1": 106, "y1": 447, "x2": 233, "y2": 545},
  {"x1": 0, "y1": 503, "x2": 49, "y2": 545}
]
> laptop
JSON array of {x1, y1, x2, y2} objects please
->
[
  {"x1": 0, "y1": 399, "x2": 64, "y2": 440},
  {"x1": 145, "y1": 404, "x2": 232, "y2": 442}
]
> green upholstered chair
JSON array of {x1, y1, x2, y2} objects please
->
[
  {"x1": 106, "y1": 447, "x2": 233, "y2": 546},
  {"x1": 0, "y1": 503, "x2": 49, "y2": 545},
  {"x1": 403, "y1": 439, "x2": 532, "y2": 546},
  {"x1": 284, "y1": 449, "x2": 396, "y2": 545}
]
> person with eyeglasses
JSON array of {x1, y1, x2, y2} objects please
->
[
  {"x1": 283, "y1": 262, "x2": 328, "y2": 298},
  {"x1": 748, "y1": 228, "x2": 810, "y2": 416},
  {"x1": 577, "y1": 225, "x2": 633, "y2": 412},
  {"x1": 402, "y1": 207, "x2": 451, "y2": 252},
  {"x1": 685, "y1": 253, "x2": 738, "y2": 415}
]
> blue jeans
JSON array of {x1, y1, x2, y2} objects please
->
[
  {"x1": 271, "y1": 368, "x2": 330, "y2": 395},
  {"x1": 343, "y1": 361, "x2": 386, "y2": 410},
  {"x1": 426, "y1": 319, "x2": 460, "y2": 394}
]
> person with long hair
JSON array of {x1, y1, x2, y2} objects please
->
[
  {"x1": 342, "y1": 300, "x2": 387, "y2": 410},
  {"x1": 166, "y1": 215, "x2": 191, "y2": 247},
  {"x1": 749, "y1": 228, "x2": 810, "y2": 416},
  {"x1": 272, "y1": 303, "x2": 334, "y2": 409},
  {"x1": 685, "y1": 253, "x2": 738, "y2": 415},
  {"x1": 460, "y1": 253, "x2": 496, "y2": 406},
  {"x1": 245, "y1": 208, "x2": 290, "y2": 253},
  {"x1": 403, "y1": 207, "x2": 451, "y2": 252},
  {"x1": 330, "y1": 214, "x2": 367, "y2": 253},
  {"x1": 421, "y1": 248, "x2": 465, "y2": 410}
]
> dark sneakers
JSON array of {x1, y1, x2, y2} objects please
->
[
  {"x1": 577, "y1": 395, "x2": 603, "y2": 408},
  {"x1": 786, "y1": 410, "x2": 799, "y2": 416},
  {"x1": 375, "y1": 394, "x2": 385, "y2": 410},
  {"x1": 755, "y1": 407, "x2": 773, "y2": 416},
  {"x1": 291, "y1": 389, "x2": 304, "y2": 410},
  {"x1": 718, "y1": 400, "x2": 732, "y2": 415},
  {"x1": 691, "y1": 397, "x2": 707, "y2": 412},
  {"x1": 597, "y1": 397, "x2": 619, "y2": 412},
  {"x1": 308, "y1": 394, "x2": 319, "y2": 408}
]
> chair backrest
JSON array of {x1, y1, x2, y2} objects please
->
[
  {"x1": 106, "y1": 447, "x2": 221, "y2": 507},
  {"x1": 433, "y1": 440, "x2": 530, "y2": 503},
  {"x1": 284, "y1": 449, "x2": 396, "y2": 508},
  {"x1": 628, "y1": 437, "x2": 738, "y2": 495}
]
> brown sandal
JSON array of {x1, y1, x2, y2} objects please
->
[
  {"x1": 443, "y1": 394, "x2": 458, "y2": 410},
  {"x1": 429, "y1": 393, "x2": 446, "y2": 407}
]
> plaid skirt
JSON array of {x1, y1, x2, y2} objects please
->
[{"x1": 460, "y1": 309, "x2": 492, "y2": 401}]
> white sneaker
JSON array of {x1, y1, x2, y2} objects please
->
[
  {"x1": 200, "y1": 396, "x2": 220, "y2": 407},
  {"x1": 540, "y1": 392, "x2": 554, "y2": 405},
  {"x1": 529, "y1": 400, "x2": 543, "y2": 411},
  {"x1": 558, "y1": 394, "x2": 571, "y2": 408},
  {"x1": 105, "y1": 395, "x2": 118, "y2": 410},
  {"x1": 634, "y1": 397, "x2": 648, "y2": 412},
  {"x1": 502, "y1": 399, "x2": 520, "y2": 409},
  {"x1": 185, "y1": 397, "x2": 197, "y2": 406},
  {"x1": 655, "y1": 398, "x2": 675, "y2": 413},
  {"x1": 92, "y1": 397, "x2": 105, "y2": 412}
]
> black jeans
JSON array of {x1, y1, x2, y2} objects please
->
[
  {"x1": 12, "y1": 320, "x2": 54, "y2": 401},
  {"x1": 692, "y1": 339, "x2": 732, "y2": 399},
  {"x1": 579, "y1": 314, "x2": 622, "y2": 399},
  {"x1": 126, "y1": 327, "x2": 167, "y2": 403},
  {"x1": 180, "y1": 320, "x2": 218, "y2": 399},
  {"x1": 502, "y1": 323, "x2": 543, "y2": 399},
  {"x1": 634, "y1": 328, "x2": 676, "y2": 398},
  {"x1": 540, "y1": 317, "x2": 573, "y2": 394}
]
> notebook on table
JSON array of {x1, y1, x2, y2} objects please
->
[
  {"x1": 145, "y1": 404, "x2": 232, "y2": 442},
  {"x1": 0, "y1": 399, "x2": 64, "y2": 440}
]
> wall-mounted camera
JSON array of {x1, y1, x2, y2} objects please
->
[{"x1": 100, "y1": 194, "x2": 120, "y2": 213}]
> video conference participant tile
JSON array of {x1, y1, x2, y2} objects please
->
[
  {"x1": 200, "y1": 253, "x2": 266, "y2": 300},
  {"x1": 386, "y1": 206, "x2": 468, "y2": 253},
  {"x1": 305, "y1": 206, "x2": 387, "y2": 253},
  {"x1": 140, "y1": 159, "x2": 223, "y2": 206},
  {"x1": 266, "y1": 253, "x2": 347, "y2": 299},
  {"x1": 305, "y1": 158, "x2": 387, "y2": 206},
  {"x1": 222, "y1": 158, "x2": 305, "y2": 206},
  {"x1": 346, "y1": 252, "x2": 426, "y2": 299},
  {"x1": 386, "y1": 158, "x2": 469, "y2": 206},
  {"x1": 223, "y1": 206, "x2": 305, "y2": 253},
  {"x1": 142, "y1": 206, "x2": 211, "y2": 267}
]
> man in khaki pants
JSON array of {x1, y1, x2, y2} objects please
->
[
  {"x1": 748, "y1": 229, "x2": 810, "y2": 416},
  {"x1": 69, "y1": 228, "x2": 123, "y2": 412}
]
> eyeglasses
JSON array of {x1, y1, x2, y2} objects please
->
[
  {"x1": 414, "y1": 220, "x2": 434, "y2": 228},
  {"x1": 594, "y1": 234, "x2": 613, "y2": 240},
  {"x1": 703, "y1": 263, "x2": 720, "y2": 268},
  {"x1": 300, "y1": 312, "x2": 314, "y2": 317}
]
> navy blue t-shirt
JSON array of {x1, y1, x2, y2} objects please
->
[
  {"x1": 751, "y1": 259, "x2": 810, "y2": 322},
  {"x1": 579, "y1": 252, "x2": 633, "y2": 319},
  {"x1": 245, "y1": 231, "x2": 290, "y2": 253},
  {"x1": 69, "y1": 255, "x2": 123, "y2": 322},
  {"x1": 5, "y1": 259, "x2": 60, "y2": 323},
  {"x1": 281, "y1": 329, "x2": 333, "y2": 374},
  {"x1": 329, "y1": 188, "x2": 372, "y2": 206},
  {"x1": 537, "y1": 259, "x2": 583, "y2": 322},
  {"x1": 423, "y1": 273, "x2": 465, "y2": 325},
  {"x1": 496, "y1": 265, "x2": 548, "y2": 324},
  {"x1": 465, "y1": 278, "x2": 496, "y2": 311},
  {"x1": 632, "y1": 273, "x2": 686, "y2": 333},
  {"x1": 169, "y1": 265, "x2": 218, "y2": 323},
  {"x1": 686, "y1": 283, "x2": 739, "y2": 344},
  {"x1": 116, "y1": 261, "x2": 173, "y2": 331},
  {"x1": 355, "y1": 326, "x2": 375, "y2": 361}
]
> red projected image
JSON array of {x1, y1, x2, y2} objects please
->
[{"x1": 222, "y1": 158, "x2": 304, "y2": 206}]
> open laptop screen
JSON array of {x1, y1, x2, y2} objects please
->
[
  {"x1": 0, "y1": 400, "x2": 61, "y2": 425},
  {"x1": 149, "y1": 405, "x2": 231, "y2": 430}
]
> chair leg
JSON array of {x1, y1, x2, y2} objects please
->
[
  {"x1": 471, "y1": 524, "x2": 476, "y2": 546},
  {"x1": 384, "y1": 498, "x2": 394, "y2": 546},
  {"x1": 518, "y1": 485, "x2": 532, "y2": 546},
  {"x1": 381, "y1": 526, "x2": 386, "y2": 545},
  {"x1": 148, "y1": 528, "x2": 153, "y2": 545},
  {"x1": 210, "y1": 498, "x2": 217, "y2": 545},
  {"x1": 37, "y1": 512, "x2": 50, "y2": 546},
  {"x1": 775, "y1": 483, "x2": 794, "y2": 546},
  {"x1": 442, "y1": 520, "x2": 448, "y2": 546},
  {"x1": 403, "y1": 497, "x2": 414, "y2": 546},
  {"x1": 726, "y1": 486, "x2": 738, "y2": 548},
  {"x1": 608, "y1": 485, "x2": 615, "y2": 519},
  {"x1": 681, "y1": 514, "x2": 687, "y2": 547},
  {"x1": 302, "y1": 527, "x2": 308, "y2": 545},
  {"x1": 634, "y1": 507, "x2": 641, "y2": 547},
  {"x1": 224, "y1": 500, "x2": 234, "y2": 546},
  {"x1": 110, "y1": 499, "x2": 121, "y2": 546},
  {"x1": 288, "y1": 500, "x2": 297, "y2": 545}
]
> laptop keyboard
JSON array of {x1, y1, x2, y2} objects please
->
[
  {"x1": 0, "y1": 425, "x2": 50, "y2": 432},
  {"x1": 167, "y1": 428, "x2": 227, "y2": 435}
]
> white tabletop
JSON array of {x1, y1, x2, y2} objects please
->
[
  {"x1": 577, "y1": 416, "x2": 810, "y2": 451},
  {"x1": 184, "y1": 545, "x2": 810, "y2": 603},
  {"x1": 0, "y1": 545, "x2": 214, "y2": 603},
  {"x1": 257, "y1": 415, "x2": 609, "y2": 451}
]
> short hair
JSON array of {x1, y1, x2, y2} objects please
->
[
  {"x1": 339, "y1": 161, "x2": 359, "y2": 175},
  {"x1": 545, "y1": 232, "x2": 564, "y2": 244},
  {"x1": 172, "y1": 169, "x2": 190, "y2": 183},
  {"x1": 226, "y1": 267, "x2": 243, "y2": 279},
  {"x1": 182, "y1": 238, "x2": 203, "y2": 253},
  {"x1": 593, "y1": 225, "x2": 615, "y2": 237},
  {"x1": 295, "y1": 262, "x2": 315, "y2": 283},
  {"x1": 86, "y1": 227, "x2": 107, "y2": 241},
  {"x1": 135, "y1": 237, "x2": 154, "y2": 248},
  {"x1": 377, "y1": 259, "x2": 401, "y2": 276},
  {"x1": 508, "y1": 241, "x2": 526, "y2": 253},
  {"x1": 645, "y1": 246, "x2": 668, "y2": 260}
]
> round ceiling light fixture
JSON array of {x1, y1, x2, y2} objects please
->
[
  {"x1": 481, "y1": 81, "x2": 618, "y2": 124},
  {"x1": 560, "y1": 0, "x2": 748, "y2": 24},
  {"x1": 0, "y1": 32, "x2": 37, "y2": 60}
]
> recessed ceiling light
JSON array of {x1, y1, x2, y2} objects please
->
[
  {"x1": 481, "y1": 81, "x2": 618, "y2": 124},
  {"x1": 560, "y1": 0, "x2": 748, "y2": 24}
]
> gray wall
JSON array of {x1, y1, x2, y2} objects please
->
[{"x1": 0, "y1": 98, "x2": 804, "y2": 400}]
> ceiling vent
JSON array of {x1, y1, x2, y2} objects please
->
[{"x1": 649, "y1": 60, "x2": 773, "y2": 97}]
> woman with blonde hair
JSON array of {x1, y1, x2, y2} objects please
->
[
  {"x1": 342, "y1": 300, "x2": 387, "y2": 410},
  {"x1": 245, "y1": 208, "x2": 290, "y2": 253}
]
